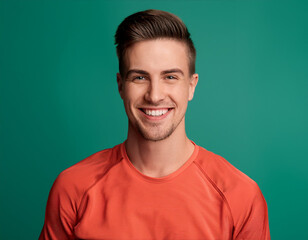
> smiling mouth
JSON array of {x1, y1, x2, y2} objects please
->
[{"x1": 139, "y1": 108, "x2": 171, "y2": 117}]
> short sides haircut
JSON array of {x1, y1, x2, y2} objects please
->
[{"x1": 115, "y1": 9, "x2": 196, "y2": 77}]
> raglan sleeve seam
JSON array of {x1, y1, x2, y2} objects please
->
[{"x1": 193, "y1": 161, "x2": 235, "y2": 229}]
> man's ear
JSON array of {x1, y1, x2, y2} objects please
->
[
  {"x1": 188, "y1": 73, "x2": 199, "y2": 101},
  {"x1": 117, "y1": 73, "x2": 123, "y2": 99}
]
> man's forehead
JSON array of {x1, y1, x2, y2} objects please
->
[{"x1": 123, "y1": 39, "x2": 190, "y2": 75}]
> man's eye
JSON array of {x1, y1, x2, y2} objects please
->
[
  {"x1": 166, "y1": 75, "x2": 177, "y2": 80},
  {"x1": 134, "y1": 76, "x2": 146, "y2": 80}
]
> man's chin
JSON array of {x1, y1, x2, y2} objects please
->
[{"x1": 137, "y1": 127, "x2": 174, "y2": 142}]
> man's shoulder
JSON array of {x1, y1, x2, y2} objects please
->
[
  {"x1": 193, "y1": 145, "x2": 269, "y2": 237},
  {"x1": 62, "y1": 143, "x2": 122, "y2": 176},
  {"x1": 194, "y1": 145, "x2": 264, "y2": 216},
  {"x1": 51, "y1": 143, "x2": 124, "y2": 198},
  {"x1": 194, "y1": 145, "x2": 258, "y2": 192}
]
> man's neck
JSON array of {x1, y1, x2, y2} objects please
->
[{"x1": 125, "y1": 123, "x2": 195, "y2": 178}]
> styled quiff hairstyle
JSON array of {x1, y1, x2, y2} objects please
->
[{"x1": 115, "y1": 9, "x2": 196, "y2": 76}]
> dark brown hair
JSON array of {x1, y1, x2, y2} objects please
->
[{"x1": 115, "y1": 9, "x2": 196, "y2": 76}]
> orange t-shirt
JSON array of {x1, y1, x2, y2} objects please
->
[{"x1": 39, "y1": 142, "x2": 270, "y2": 240}]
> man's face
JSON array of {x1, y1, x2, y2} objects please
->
[{"x1": 117, "y1": 39, "x2": 198, "y2": 141}]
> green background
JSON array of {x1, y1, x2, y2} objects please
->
[{"x1": 1, "y1": 0, "x2": 307, "y2": 239}]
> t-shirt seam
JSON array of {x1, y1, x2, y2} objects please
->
[
  {"x1": 74, "y1": 157, "x2": 125, "y2": 222},
  {"x1": 193, "y1": 160, "x2": 235, "y2": 229}
]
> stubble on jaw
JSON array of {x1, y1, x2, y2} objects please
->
[{"x1": 134, "y1": 113, "x2": 185, "y2": 142}]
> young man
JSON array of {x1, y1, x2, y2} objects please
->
[{"x1": 40, "y1": 10, "x2": 270, "y2": 240}]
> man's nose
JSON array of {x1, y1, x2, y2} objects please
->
[{"x1": 144, "y1": 80, "x2": 165, "y2": 104}]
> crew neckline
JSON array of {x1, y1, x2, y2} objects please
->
[{"x1": 120, "y1": 141, "x2": 199, "y2": 183}]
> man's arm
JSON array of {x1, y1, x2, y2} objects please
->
[
  {"x1": 39, "y1": 173, "x2": 77, "y2": 240},
  {"x1": 232, "y1": 184, "x2": 270, "y2": 240}
]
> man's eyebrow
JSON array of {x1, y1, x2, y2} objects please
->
[
  {"x1": 126, "y1": 69, "x2": 149, "y2": 78},
  {"x1": 161, "y1": 68, "x2": 184, "y2": 76},
  {"x1": 125, "y1": 68, "x2": 184, "y2": 78}
]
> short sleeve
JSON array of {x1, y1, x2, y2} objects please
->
[
  {"x1": 233, "y1": 185, "x2": 270, "y2": 240},
  {"x1": 39, "y1": 172, "x2": 78, "y2": 240}
]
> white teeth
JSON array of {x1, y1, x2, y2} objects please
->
[{"x1": 145, "y1": 109, "x2": 168, "y2": 116}]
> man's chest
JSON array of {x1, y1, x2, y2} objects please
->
[{"x1": 73, "y1": 170, "x2": 233, "y2": 240}]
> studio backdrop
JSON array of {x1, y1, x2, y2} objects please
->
[{"x1": 0, "y1": 0, "x2": 307, "y2": 239}]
